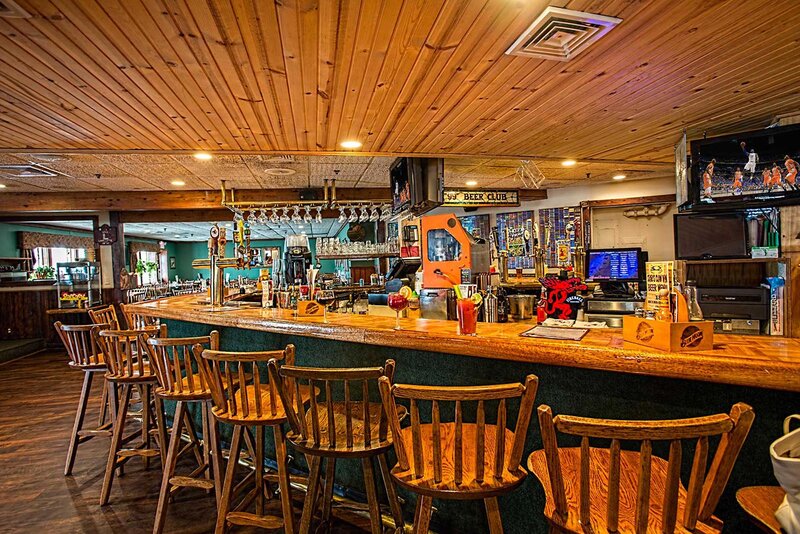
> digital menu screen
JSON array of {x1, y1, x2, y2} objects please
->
[{"x1": 586, "y1": 249, "x2": 641, "y2": 281}]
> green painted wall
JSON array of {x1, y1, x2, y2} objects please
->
[{"x1": 0, "y1": 222, "x2": 97, "y2": 258}]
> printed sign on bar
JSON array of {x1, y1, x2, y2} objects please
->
[{"x1": 443, "y1": 189, "x2": 519, "y2": 207}]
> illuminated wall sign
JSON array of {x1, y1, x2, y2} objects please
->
[{"x1": 443, "y1": 189, "x2": 520, "y2": 207}]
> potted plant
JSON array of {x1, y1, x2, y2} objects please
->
[{"x1": 32, "y1": 265, "x2": 55, "y2": 280}]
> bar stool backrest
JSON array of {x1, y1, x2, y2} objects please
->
[
  {"x1": 120, "y1": 303, "x2": 159, "y2": 330},
  {"x1": 270, "y1": 359, "x2": 395, "y2": 452},
  {"x1": 379, "y1": 375, "x2": 538, "y2": 486},
  {"x1": 147, "y1": 331, "x2": 219, "y2": 397},
  {"x1": 537, "y1": 402, "x2": 755, "y2": 533},
  {"x1": 197, "y1": 344, "x2": 295, "y2": 423},
  {"x1": 54, "y1": 321, "x2": 109, "y2": 368},
  {"x1": 95, "y1": 327, "x2": 162, "y2": 380},
  {"x1": 89, "y1": 305, "x2": 120, "y2": 330}
]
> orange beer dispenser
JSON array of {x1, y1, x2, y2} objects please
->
[{"x1": 421, "y1": 213, "x2": 490, "y2": 288}]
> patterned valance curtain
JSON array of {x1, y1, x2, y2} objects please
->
[{"x1": 18, "y1": 231, "x2": 96, "y2": 261}]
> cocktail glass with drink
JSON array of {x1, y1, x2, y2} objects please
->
[
  {"x1": 457, "y1": 293, "x2": 482, "y2": 336},
  {"x1": 387, "y1": 289, "x2": 410, "y2": 331},
  {"x1": 316, "y1": 289, "x2": 336, "y2": 323}
]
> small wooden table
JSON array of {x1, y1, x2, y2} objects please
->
[{"x1": 737, "y1": 486, "x2": 786, "y2": 533}]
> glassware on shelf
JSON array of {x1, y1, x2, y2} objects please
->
[{"x1": 387, "y1": 292, "x2": 409, "y2": 330}]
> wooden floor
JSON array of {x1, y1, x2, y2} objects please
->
[{"x1": 0, "y1": 351, "x2": 368, "y2": 534}]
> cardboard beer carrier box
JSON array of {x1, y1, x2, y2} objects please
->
[{"x1": 624, "y1": 260, "x2": 714, "y2": 352}]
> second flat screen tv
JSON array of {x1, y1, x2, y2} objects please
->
[{"x1": 674, "y1": 212, "x2": 749, "y2": 259}]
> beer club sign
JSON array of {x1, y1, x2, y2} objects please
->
[{"x1": 443, "y1": 189, "x2": 520, "y2": 207}]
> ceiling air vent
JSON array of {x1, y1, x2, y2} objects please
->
[
  {"x1": 0, "y1": 164, "x2": 58, "y2": 178},
  {"x1": 260, "y1": 155, "x2": 296, "y2": 163},
  {"x1": 0, "y1": 0, "x2": 32, "y2": 18},
  {"x1": 506, "y1": 6, "x2": 621, "y2": 62}
]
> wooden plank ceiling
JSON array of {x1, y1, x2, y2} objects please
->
[{"x1": 0, "y1": 0, "x2": 798, "y2": 176}]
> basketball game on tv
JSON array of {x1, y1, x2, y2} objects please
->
[{"x1": 689, "y1": 123, "x2": 800, "y2": 209}]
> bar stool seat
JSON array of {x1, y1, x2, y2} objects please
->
[
  {"x1": 290, "y1": 402, "x2": 407, "y2": 457},
  {"x1": 528, "y1": 447, "x2": 722, "y2": 533},
  {"x1": 208, "y1": 382, "x2": 317, "y2": 426},
  {"x1": 393, "y1": 422, "x2": 525, "y2": 498}
]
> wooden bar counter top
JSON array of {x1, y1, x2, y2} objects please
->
[{"x1": 132, "y1": 296, "x2": 800, "y2": 392}]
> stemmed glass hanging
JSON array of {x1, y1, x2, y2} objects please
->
[
  {"x1": 233, "y1": 209, "x2": 244, "y2": 223},
  {"x1": 337, "y1": 207, "x2": 347, "y2": 224},
  {"x1": 358, "y1": 206, "x2": 369, "y2": 222},
  {"x1": 303, "y1": 207, "x2": 313, "y2": 224},
  {"x1": 379, "y1": 203, "x2": 392, "y2": 221},
  {"x1": 257, "y1": 209, "x2": 268, "y2": 225},
  {"x1": 348, "y1": 206, "x2": 358, "y2": 223},
  {"x1": 269, "y1": 209, "x2": 279, "y2": 224},
  {"x1": 291, "y1": 205, "x2": 302, "y2": 223},
  {"x1": 315, "y1": 205, "x2": 323, "y2": 223},
  {"x1": 280, "y1": 206, "x2": 290, "y2": 224},
  {"x1": 369, "y1": 204, "x2": 380, "y2": 222},
  {"x1": 247, "y1": 210, "x2": 257, "y2": 225}
]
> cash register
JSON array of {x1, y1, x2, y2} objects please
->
[{"x1": 583, "y1": 247, "x2": 647, "y2": 327}]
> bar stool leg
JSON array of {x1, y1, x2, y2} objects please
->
[
  {"x1": 142, "y1": 384, "x2": 152, "y2": 470},
  {"x1": 98, "y1": 376, "x2": 109, "y2": 427},
  {"x1": 205, "y1": 401, "x2": 224, "y2": 504},
  {"x1": 255, "y1": 426, "x2": 265, "y2": 516},
  {"x1": 413, "y1": 495, "x2": 433, "y2": 534},
  {"x1": 100, "y1": 383, "x2": 131, "y2": 506},
  {"x1": 153, "y1": 400, "x2": 186, "y2": 534},
  {"x1": 216, "y1": 425, "x2": 244, "y2": 534},
  {"x1": 65, "y1": 370, "x2": 94, "y2": 476},
  {"x1": 154, "y1": 396, "x2": 168, "y2": 467},
  {"x1": 484, "y1": 497, "x2": 503, "y2": 534},
  {"x1": 362, "y1": 457, "x2": 382, "y2": 534},
  {"x1": 320, "y1": 458, "x2": 336, "y2": 527},
  {"x1": 299, "y1": 455, "x2": 322, "y2": 534},
  {"x1": 273, "y1": 424, "x2": 296, "y2": 534},
  {"x1": 378, "y1": 453, "x2": 405, "y2": 531}
]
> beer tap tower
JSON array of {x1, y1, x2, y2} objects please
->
[{"x1": 192, "y1": 223, "x2": 256, "y2": 307}]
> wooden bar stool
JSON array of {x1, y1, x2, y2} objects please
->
[
  {"x1": 737, "y1": 486, "x2": 785, "y2": 533},
  {"x1": 54, "y1": 321, "x2": 115, "y2": 476},
  {"x1": 147, "y1": 331, "x2": 223, "y2": 534},
  {"x1": 89, "y1": 305, "x2": 121, "y2": 329},
  {"x1": 94, "y1": 326, "x2": 166, "y2": 506},
  {"x1": 269, "y1": 359, "x2": 405, "y2": 534},
  {"x1": 379, "y1": 375, "x2": 539, "y2": 534},
  {"x1": 121, "y1": 303, "x2": 160, "y2": 330},
  {"x1": 197, "y1": 344, "x2": 315, "y2": 534},
  {"x1": 527, "y1": 403, "x2": 755, "y2": 533}
]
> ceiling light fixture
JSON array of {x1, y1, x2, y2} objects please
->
[
  {"x1": 193, "y1": 152, "x2": 213, "y2": 160},
  {"x1": 340, "y1": 140, "x2": 362, "y2": 149},
  {"x1": 0, "y1": 184, "x2": 6, "y2": 189},
  {"x1": 466, "y1": 180, "x2": 478, "y2": 187},
  {"x1": 561, "y1": 159, "x2": 577, "y2": 167},
  {"x1": 612, "y1": 174, "x2": 626, "y2": 181},
  {"x1": 171, "y1": 180, "x2": 185, "y2": 186}
]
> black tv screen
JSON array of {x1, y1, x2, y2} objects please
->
[
  {"x1": 688, "y1": 123, "x2": 800, "y2": 210},
  {"x1": 674, "y1": 213, "x2": 749, "y2": 259},
  {"x1": 390, "y1": 158, "x2": 412, "y2": 214},
  {"x1": 586, "y1": 248, "x2": 642, "y2": 281}
]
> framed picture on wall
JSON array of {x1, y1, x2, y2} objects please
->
[{"x1": 169, "y1": 256, "x2": 176, "y2": 269}]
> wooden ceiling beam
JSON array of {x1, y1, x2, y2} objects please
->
[{"x1": 0, "y1": 188, "x2": 393, "y2": 213}]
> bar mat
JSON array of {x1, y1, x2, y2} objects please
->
[{"x1": 521, "y1": 325, "x2": 589, "y2": 341}]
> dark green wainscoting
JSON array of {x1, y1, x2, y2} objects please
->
[{"x1": 165, "y1": 319, "x2": 789, "y2": 534}]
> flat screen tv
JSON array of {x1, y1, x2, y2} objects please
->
[
  {"x1": 390, "y1": 157, "x2": 444, "y2": 215},
  {"x1": 586, "y1": 248, "x2": 644, "y2": 281},
  {"x1": 674, "y1": 212, "x2": 749, "y2": 259},
  {"x1": 686, "y1": 123, "x2": 800, "y2": 210}
]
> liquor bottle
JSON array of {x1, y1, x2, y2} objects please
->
[
  {"x1": 536, "y1": 288, "x2": 548, "y2": 323},
  {"x1": 496, "y1": 287, "x2": 509, "y2": 323}
]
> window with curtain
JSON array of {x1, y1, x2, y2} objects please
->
[
  {"x1": 136, "y1": 250, "x2": 159, "y2": 286},
  {"x1": 32, "y1": 247, "x2": 88, "y2": 268}
]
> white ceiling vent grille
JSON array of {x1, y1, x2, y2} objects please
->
[
  {"x1": 506, "y1": 7, "x2": 621, "y2": 62},
  {"x1": 0, "y1": 164, "x2": 58, "y2": 178},
  {"x1": 260, "y1": 155, "x2": 296, "y2": 163},
  {"x1": 0, "y1": 0, "x2": 32, "y2": 18}
]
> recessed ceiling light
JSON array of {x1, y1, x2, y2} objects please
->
[
  {"x1": 340, "y1": 140, "x2": 362, "y2": 149},
  {"x1": 561, "y1": 159, "x2": 577, "y2": 167},
  {"x1": 612, "y1": 174, "x2": 626, "y2": 181},
  {"x1": 193, "y1": 152, "x2": 213, "y2": 160},
  {"x1": 171, "y1": 180, "x2": 185, "y2": 186},
  {"x1": 174, "y1": 235, "x2": 181, "y2": 238},
  {"x1": 264, "y1": 167, "x2": 296, "y2": 176},
  {"x1": 465, "y1": 180, "x2": 478, "y2": 187},
  {"x1": 0, "y1": 184, "x2": 6, "y2": 189}
]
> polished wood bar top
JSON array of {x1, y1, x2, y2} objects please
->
[{"x1": 131, "y1": 296, "x2": 800, "y2": 392}]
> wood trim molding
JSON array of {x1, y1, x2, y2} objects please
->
[{"x1": 581, "y1": 194, "x2": 676, "y2": 209}]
